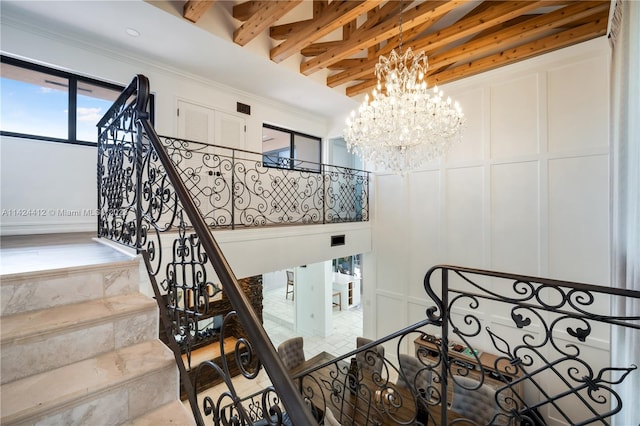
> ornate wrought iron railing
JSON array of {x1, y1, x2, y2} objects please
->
[
  {"x1": 97, "y1": 74, "x2": 316, "y2": 425},
  {"x1": 229, "y1": 266, "x2": 636, "y2": 426},
  {"x1": 158, "y1": 136, "x2": 369, "y2": 229},
  {"x1": 420, "y1": 265, "x2": 639, "y2": 425},
  {"x1": 97, "y1": 75, "x2": 639, "y2": 425}
]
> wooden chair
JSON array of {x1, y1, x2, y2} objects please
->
[
  {"x1": 332, "y1": 291, "x2": 342, "y2": 310},
  {"x1": 285, "y1": 270, "x2": 294, "y2": 300}
]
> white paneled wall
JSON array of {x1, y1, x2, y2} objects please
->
[{"x1": 368, "y1": 38, "x2": 610, "y2": 426}]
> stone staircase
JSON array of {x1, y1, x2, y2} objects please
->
[{"x1": 0, "y1": 242, "x2": 195, "y2": 425}]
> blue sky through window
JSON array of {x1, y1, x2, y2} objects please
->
[
  {"x1": 77, "y1": 94, "x2": 115, "y2": 142},
  {"x1": 1, "y1": 77, "x2": 68, "y2": 139},
  {"x1": 1, "y1": 60, "x2": 123, "y2": 144}
]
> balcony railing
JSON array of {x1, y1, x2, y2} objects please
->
[
  {"x1": 98, "y1": 75, "x2": 639, "y2": 425},
  {"x1": 159, "y1": 136, "x2": 369, "y2": 229}
]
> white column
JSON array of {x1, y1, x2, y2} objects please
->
[{"x1": 294, "y1": 261, "x2": 332, "y2": 337}]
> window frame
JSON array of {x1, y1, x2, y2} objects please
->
[
  {"x1": 262, "y1": 123, "x2": 322, "y2": 173},
  {"x1": 0, "y1": 55, "x2": 152, "y2": 147}
]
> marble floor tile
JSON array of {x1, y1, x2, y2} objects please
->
[{"x1": 262, "y1": 285, "x2": 363, "y2": 360}]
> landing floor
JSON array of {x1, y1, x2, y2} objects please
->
[{"x1": 0, "y1": 232, "x2": 133, "y2": 275}]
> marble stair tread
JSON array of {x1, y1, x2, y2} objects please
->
[
  {"x1": 0, "y1": 340, "x2": 175, "y2": 425},
  {"x1": 1, "y1": 293, "x2": 159, "y2": 384},
  {"x1": 0, "y1": 258, "x2": 141, "y2": 316},
  {"x1": 0, "y1": 239, "x2": 135, "y2": 276},
  {"x1": 125, "y1": 400, "x2": 197, "y2": 426},
  {"x1": 0, "y1": 293, "x2": 156, "y2": 343}
]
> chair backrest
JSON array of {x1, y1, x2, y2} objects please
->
[
  {"x1": 277, "y1": 336, "x2": 305, "y2": 370},
  {"x1": 451, "y1": 375, "x2": 498, "y2": 425},
  {"x1": 356, "y1": 337, "x2": 385, "y2": 376},
  {"x1": 396, "y1": 354, "x2": 432, "y2": 394},
  {"x1": 286, "y1": 270, "x2": 294, "y2": 283}
]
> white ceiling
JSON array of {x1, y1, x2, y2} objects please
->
[{"x1": 0, "y1": 0, "x2": 359, "y2": 123}]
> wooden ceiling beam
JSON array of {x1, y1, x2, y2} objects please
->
[
  {"x1": 233, "y1": 1, "x2": 262, "y2": 21},
  {"x1": 426, "y1": 1, "x2": 610, "y2": 71},
  {"x1": 344, "y1": 78, "x2": 377, "y2": 98},
  {"x1": 300, "y1": 1, "x2": 463, "y2": 76},
  {"x1": 411, "y1": 1, "x2": 556, "y2": 56},
  {"x1": 343, "y1": 18, "x2": 357, "y2": 40},
  {"x1": 270, "y1": 0, "x2": 330, "y2": 41},
  {"x1": 234, "y1": 1, "x2": 303, "y2": 46},
  {"x1": 314, "y1": 0, "x2": 328, "y2": 17},
  {"x1": 269, "y1": 1, "x2": 390, "y2": 42},
  {"x1": 300, "y1": 1, "x2": 413, "y2": 56},
  {"x1": 270, "y1": 1, "x2": 385, "y2": 64},
  {"x1": 183, "y1": 0, "x2": 216, "y2": 23},
  {"x1": 327, "y1": 58, "x2": 369, "y2": 71},
  {"x1": 345, "y1": 11, "x2": 608, "y2": 97},
  {"x1": 326, "y1": 0, "x2": 548, "y2": 88},
  {"x1": 301, "y1": 40, "x2": 344, "y2": 57},
  {"x1": 270, "y1": 19, "x2": 312, "y2": 40},
  {"x1": 428, "y1": 12, "x2": 608, "y2": 86}
]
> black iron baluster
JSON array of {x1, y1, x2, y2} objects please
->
[
  {"x1": 138, "y1": 117, "x2": 317, "y2": 425},
  {"x1": 231, "y1": 148, "x2": 235, "y2": 230}
]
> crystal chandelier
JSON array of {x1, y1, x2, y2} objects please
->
[{"x1": 343, "y1": 47, "x2": 465, "y2": 174}]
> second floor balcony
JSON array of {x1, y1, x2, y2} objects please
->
[{"x1": 151, "y1": 135, "x2": 369, "y2": 230}]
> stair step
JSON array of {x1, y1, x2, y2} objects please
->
[
  {"x1": 125, "y1": 400, "x2": 196, "y2": 426},
  {"x1": 0, "y1": 259, "x2": 141, "y2": 316},
  {"x1": 0, "y1": 340, "x2": 178, "y2": 426},
  {"x1": 0, "y1": 293, "x2": 158, "y2": 384}
]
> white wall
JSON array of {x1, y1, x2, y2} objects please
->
[
  {"x1": 365, "y1": 38, "x2": 611, "y2": 426},
  {"x1": 295, "y1": 261, "x2": 332, "y2": 337},
  {"x1": 0, "y1": 18, "x2": 329, "y2": 235}
]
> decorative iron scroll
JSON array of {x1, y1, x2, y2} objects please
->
[
  {"x1": 159, "y1": 136, "x2": 369, "y2": 228},
  {"x1": 98, "y1": 76, "x2": 638, "y2": 426},
  {"x1": 98, "y1": 75, "x2": 316, "y2": 425},
  {"x1": 220, "y1": 321, "x2": 437, "y2": 426},
  {"x1": 97, "y1": 83, "x2": 142, "y2": 249},
  {"x1": 422, "y1": 266, "x2": 639, "y2": 425}
]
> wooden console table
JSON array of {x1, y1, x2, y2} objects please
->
[{"x1": 414, "y1": 336, "x2": 524, "y2": 413}]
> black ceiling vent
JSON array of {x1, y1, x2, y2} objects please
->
[
  {"x1": 237, "y1": 102, "x2": 251, "y2": 115},
  {"x1": 331, "y1": 234, "x2": 345, "y2": 247}
]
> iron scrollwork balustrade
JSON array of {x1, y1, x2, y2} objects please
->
[
  {"x1": 423, "y1": 265, "x2": 639, "y2": 426},
  {"x1": 98, "y1": 75, "x2": 639, "y2": 426},
  {"x1": 97, "y1": 86, "x2": 141, "y2": 249},
  {"x1": 98, "y1": 75, "x2": 316, "y2": 425},
  {"x1": 158, "y1": 136, "x2": 369, "y2": 228},
  {"x1": 223, "y1": 320, "x2": 440, "y2": 426}
]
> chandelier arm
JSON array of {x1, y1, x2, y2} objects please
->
[{"x1": 343, "y1": 45, "x2": 465, "y2": 175}]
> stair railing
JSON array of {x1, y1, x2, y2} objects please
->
[
  {"x1": 97, "y1": 74, "x2": 640, "y2": 425},
  {"x1": 228, "y1": 265, "x2": 638, "y2": 425},
  {"x1": 97, "y1": 74, "x2": 317, "y2": 425},
  {"x1": 422, "y1": 265, "x2": 640, "y2": 425}
]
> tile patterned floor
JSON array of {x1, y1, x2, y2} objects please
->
[{"x1": 262, "y1": 285, "x2": 363, "y2": 359}]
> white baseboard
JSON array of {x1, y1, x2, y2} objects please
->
[{"x1": 0, "y1": 221, "x2": 96, "y2": 236}]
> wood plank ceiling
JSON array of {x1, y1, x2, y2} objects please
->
[{"x1": 183, "y1": 0, "x2": 610, "y2": 98}]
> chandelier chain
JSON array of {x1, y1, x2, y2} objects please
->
[{"x1": 398, "y1": 8, "x2": 403, "y2": 54}]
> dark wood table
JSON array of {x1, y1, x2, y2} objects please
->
[{"x1": 290, "y1": 352, "x2": 461, "y2": 425}]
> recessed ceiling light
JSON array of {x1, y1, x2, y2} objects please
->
[{"x1": 125, "y1": 28, "x2": 140, "y2": 37}]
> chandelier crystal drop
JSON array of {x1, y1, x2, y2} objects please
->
[{"x1": 343, "y1": 47, "x2": 465, "y2": 174}]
